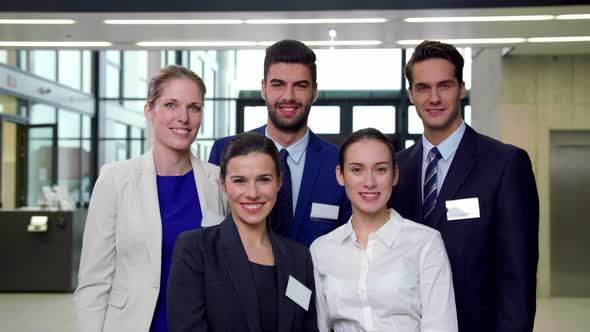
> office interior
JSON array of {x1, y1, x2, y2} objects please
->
[{"x1": 0, "y1": 1, "x2": 589, "y2": 331}]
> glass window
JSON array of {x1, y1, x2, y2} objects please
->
[
  {"x1": 308, "y1": 106, "x2": 340, "y2": 134},
  {"x1": 315, "y1": 49, "x2": 401, "y2": 90},
  {"x1": 30, "y1": 103, "x2": 56, "y2": 124},
  {"x1": 408, "y1": 106, "x2": 423, "y2": 134},
  {"x1": 80, "y1": 140, "x2": 92, "y2": 204},
  {"x1": 106, "y1": 50, "x2": 120, "y2": 65},
  {"x1": 130, "y1": 127, "x2": 143, "y2": 158},
  {"x1": 30, "y1": 50, "x2": 57, "y2": 81},
  {"x1": 58, "y1": 50, "x2": 82, "y2": 90},
  {"x1": 105, "y1": 63, "x2": 120, "y2": 98},
  {"x1": 190, "y1": 52, "x2": 204, "y2": 77},
  {"x1": 58, "y1": 110, "x2": 81, "y2": 138},
  {"x1": 405, "y1": 140, "x2": 415, "y2": 149},
  {"x1": 464, "y1": 105, "x2": 472, "y2": 126},
  {"x1": 352, "y1": 106, "x2": 396, "y2": 133},
  {"x1": 106, "y1": 120, "x2": 128, "y2": 138},
  {"x1": 201, "y1": 67, "x2": 216, "y2": 138},
  {"x1": 236, "y1": 50, "x2": 264, "y2": 91},
  {"x1": 243, "y1": 106, "x2": 267, "y2": 132},
  {"x1": 58, "y1": 138, "x2": 81, "y2": 204},
  {"x1": 82, "y1": 115, "x2": 92, "y2": 139},
  {"x1": 82, "y1": 50, "x2": 92, "y2": 94},
  {"x1": 18, "y1": 50, "x2": 28, "y2": 71},
  {"x1": 123, "y1": 51, "x2": 147, "y2": 98},
  {"x1": 0, "y1": 50, "x2": 7, "y2": 64}
]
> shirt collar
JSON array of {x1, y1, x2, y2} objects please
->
[
  {"x1": 265, "y1": 127, "x2": 309, "y2": 164},
  {"x1": 336, "y1": 209, "x2": 403, "y2": 248},
  {"x1": 422, "y1": 120, "x2": 466, "y2": 162}
]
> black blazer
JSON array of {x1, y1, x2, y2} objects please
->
[
  {"x1": 167, "y1": 215, "x2": 319, "y2": 332},
  {"x1": 391, "y1": 125, "x2": 539, "y2": 332}
]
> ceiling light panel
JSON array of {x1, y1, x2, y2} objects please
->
[
  {"x1": 0, "y1": 41, "x2": 111, "y2": 47},
  {"x1": 245, "y1": 18, "x2": 387, "y2": 24},
  {"x1": 0, "y1": 19, "x2": 75, "y2": 24},
  {"x1": 528, "y1": 36, "x2": 590, "y2": 42},
  {"x1": 397, "y1": 38, "x2": 526, "y2": 45},
  {"x1": 105, "y1": 19, "x2": 243, "y2": 25},
  {"x1": 404, "y1": 15, "x2": 554, "y2": 22},
  {"x1": 555, "y1": 14, "x2": 590, "y2": 20},
  {"x1": 137, "y1": 41, "x2": 258, "y2": 47}
]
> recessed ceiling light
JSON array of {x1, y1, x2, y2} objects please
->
[
  {"x1": 0, "y1": 19, "x2": 75, "y2": 24},
  {"x1": 245, "y1": 18, "x2": 387, "y2": 24},
  {"x1": 105, "y1": 19, "x2": 243, "y2": 25},
  {"x1": 555, "y1": 14, "x2": 590, "y2": 20},
  {"x1": 257, "y1": 40, "x2": 382, "y2": 47},
  {"x1": 528, "y1": 36, "x2": 590, "y2": 42},
  {"x1": 137, "y1": 41, "x2": 258, "y2": 47},
  {"x1": 397, "y1": 38, "x2": 526, "y2": 45},
  {"x1": 0, "y1": 41, "x2": 111, "y2": 47},
  {"x1": 404, "y1": 15, "x2": 554, "y2": 23}
]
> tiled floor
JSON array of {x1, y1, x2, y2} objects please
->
[{"x1": 0, "y1": 294, "x2": 588, "y2": 332}]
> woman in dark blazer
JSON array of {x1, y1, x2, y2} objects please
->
[{"x1": 167, "y1": 132, "x2": 318, "y2": 332}]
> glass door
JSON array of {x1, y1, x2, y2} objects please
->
[{"x1": 21, "y1": 124, "x2": 57, "y2": 207}]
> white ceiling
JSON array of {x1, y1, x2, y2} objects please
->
[{"x1": 1, "y1": 5, "x2": 590, "y2": 54}]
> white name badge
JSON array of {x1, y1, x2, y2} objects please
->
[
  {"x1": 445, "y1": 197, "x2": 480, "y2": 221},
  {"x1": 310, "y1": 203, "x2": 339, "y2": 220},
  {"x1": 285, "y1": 276, "x2": 312, "y2": 311}
]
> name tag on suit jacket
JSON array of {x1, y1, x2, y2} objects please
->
[
  {"x1": 310, "y1": 202, "x2": 339, "y2": 221},
  {"x1": 445, "y1": 197, "x2": 480, "y2": 221}
]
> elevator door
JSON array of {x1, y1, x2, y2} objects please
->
[{"x1": 550, "y1": 131, "x2": 590, "y2": 296}]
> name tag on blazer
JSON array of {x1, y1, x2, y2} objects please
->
[
  {"x1": 310, "y1": 202, "x2": 339, "y2": 221},
  {"x1": 445, "y1": 197, "x2": 480, "y2": 221},
  {"x1": 286, "y1": 276, "x2": 312, "y2": 311}
]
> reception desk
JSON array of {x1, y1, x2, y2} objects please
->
[{"x1": 0, "y1": 209, "x2": 86, "y2": 292}]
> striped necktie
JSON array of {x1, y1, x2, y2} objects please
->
[{"x1": 423, "y1": 147, "x2": 442, "y2": 221}]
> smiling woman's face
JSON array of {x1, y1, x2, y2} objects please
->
[
  {"x1": 222, "y1": 152, "x2": 281, "y2": 227},
  {"x1": 145, "y1": 77, "x2": 203, "y2": 154}
]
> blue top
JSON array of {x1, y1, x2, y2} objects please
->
[{"x1": 150, "y1": 169, "x2": 202, "y2": 332}]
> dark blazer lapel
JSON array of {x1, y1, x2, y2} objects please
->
[
  {"x1": 292, "y1": 130, "x2": 322, "y2": 234},
  {"x1": 429, "y1": 125, "x2": 478, "y2": 229},
  {"x1": 405, "y1": 140, "x2": 425, "y2": 224},
  {"x1": 254, "y1": 125, "x2": 266, "y2": 135},
  {"x1": 220, "y1": 215, "x2": 261, "y2": 332},
  {"x1": 269, "y1": 231, "x2": 296, "y2": 332}
]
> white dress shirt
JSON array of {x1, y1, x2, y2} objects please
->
[
  {"x1": 421, "y1": 121, "x2": 466, "y2": 200},
  {"x1": 310, "y1": 209, "x2": 457, "y2": 332},
  {"x1": 265, "y1": 126, "x2": 309, "y2": 212}
]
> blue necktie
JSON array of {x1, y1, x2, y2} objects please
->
[
  {"x1": 423, "y1": 147, "x2": 442, "y2": 222},
  {"x1": 271, "y1": 149, "x2": 293, "y2": 237}
]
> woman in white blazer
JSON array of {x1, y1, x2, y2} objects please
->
[{"x1": 75, "y1": 65, "x2": 228, "y2": 332}]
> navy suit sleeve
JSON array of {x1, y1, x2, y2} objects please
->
[
  {"x1": 208, "y1": 139, "x2": 222, "y2": 166},
  {"x1": 303, "y1": 250, "x2": 320, "y2": 332},
  {"x1": 167, "y1": 232, "x2": 209, "y2": 332},
  {"x1": 494, "y1": 148, "x2": 539, "y2": 332}
]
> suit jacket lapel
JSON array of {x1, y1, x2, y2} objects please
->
[
  {"x1": 405, "y1": 140, "x2": 425, "y2": 224},
  {"x1": 220, "y1": 215, "x2": 261, "y2": 332},
  {"x1": 429, "y1": 125, "x2": 478, "y2": 230},
  {"x1": 292, "y1": 131, "x2": 322, "y2": 235},
  {"x1": 137, "y1": 149, "x2": 163, "y2": 288},
  {"x1": 270, "y1": 231, "x2": 295, "y2": 332}
]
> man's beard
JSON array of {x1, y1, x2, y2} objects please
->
[{"x1": 267, "y1": 102, "x2": 312, "y2": 133}]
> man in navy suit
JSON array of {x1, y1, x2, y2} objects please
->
[
  {"x1": 209, "y1": 40, "x2": 351, "y2": 247},
  {"x1": 391, "y1": 40, "x2": 539, "y2": 332}
]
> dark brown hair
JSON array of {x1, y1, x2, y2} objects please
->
[
  {"x1": 339, "y1": 128, "x2": 396, "y2": 171},
  {"x1": 220, "y1": 132, "x2": 281, "y2": 182},
  {"x1": 264, "y1": 39, "x2": 317, "y2": 85},
  {"x1": 405, "y1": 40, "x2": 464, "y2": 88},
  {"x1": 146, "y1": 65, "x2": 206, "y2": 106}
]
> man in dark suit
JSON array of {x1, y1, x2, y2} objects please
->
[
  {"x1": 391, "y1": 40, "x2": 539, "y2": 332},
  {"x1": 209, "y1": 40, "x2": 351, "y2": 247}
]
